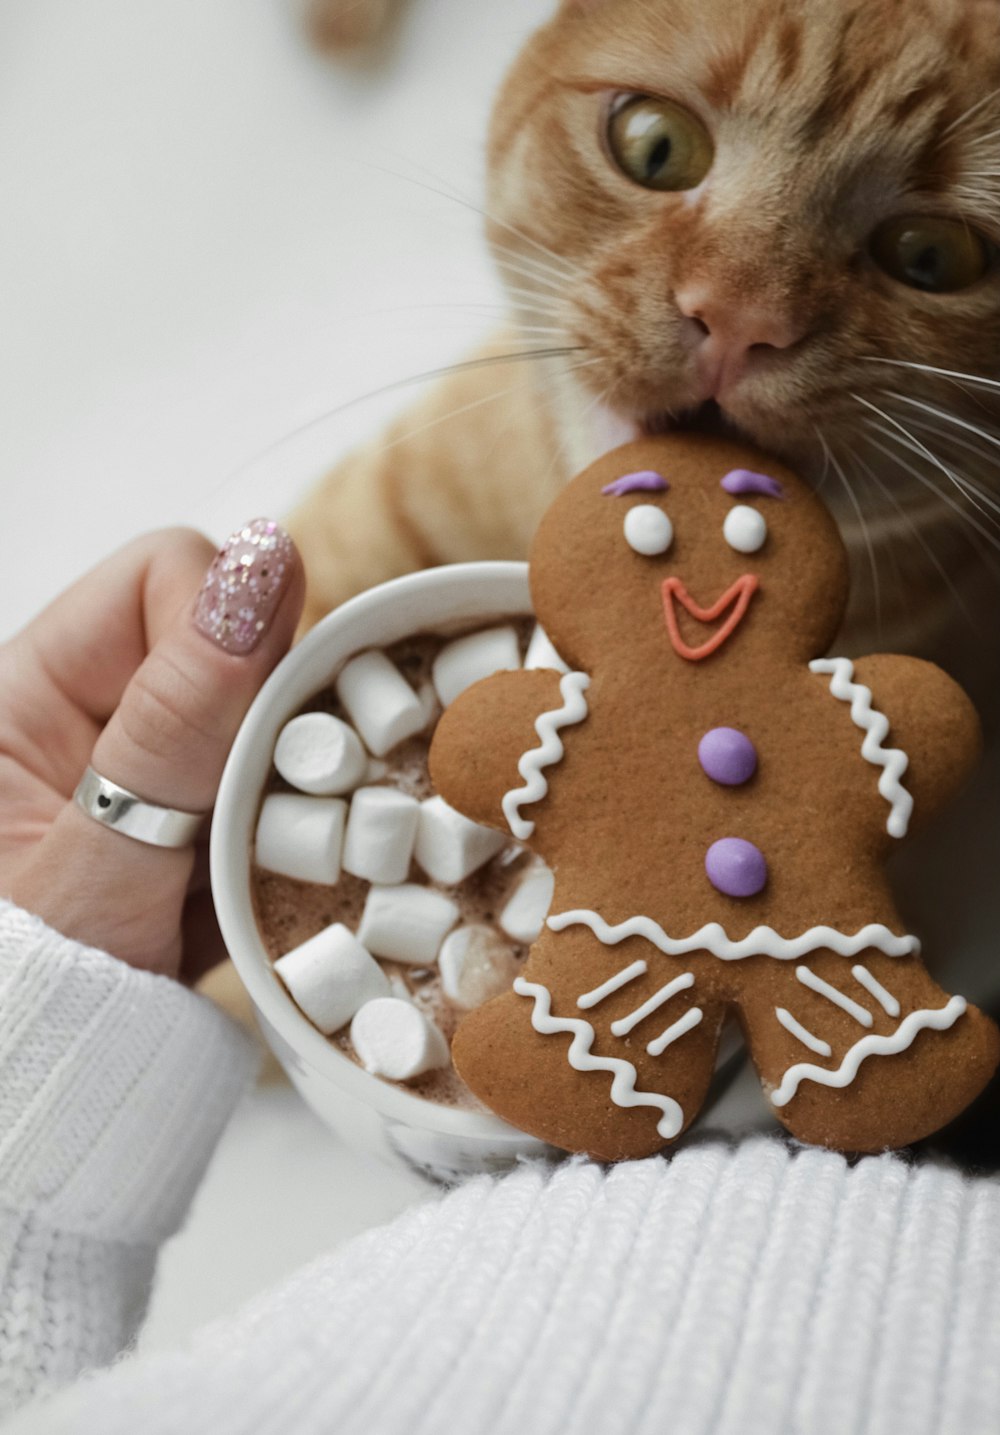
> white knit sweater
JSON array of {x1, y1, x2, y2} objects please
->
[{"x1": 2, "y1": 899, "x2": 999, "y2": 1435}]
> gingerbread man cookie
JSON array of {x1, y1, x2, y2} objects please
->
[{"x1": 429, "y1": 435, "x2": 999, "y2": 1159}]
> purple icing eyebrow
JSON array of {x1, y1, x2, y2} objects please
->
[
  {"x1": 602, "y1": 470, "x2": 670, "y2": 497},
  {"x1": 720, "y1": 469, "x2": 786, "y2": 499}
]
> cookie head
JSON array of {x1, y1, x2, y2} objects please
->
[{"x1": 530, "y1": 435, "x2": 848, "y2": 673}]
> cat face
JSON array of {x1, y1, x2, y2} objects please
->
[{"x1": 488, "y1": 0, "x2": 1000, "y2": 490}]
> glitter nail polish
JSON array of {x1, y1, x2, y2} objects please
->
[{"x1": 193, "y1": 518, "x2": 294, "y2": 656}]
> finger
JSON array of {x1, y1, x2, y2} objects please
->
[
  {"x1": 92, "y1": 518, "x2": 302, "y2": 813},
  {"x1": 10, "y1": 519, "x2": 304, "y2": 975},
  {"x1": 9, "y1": 527, "x2": 222, "y2": 732}
]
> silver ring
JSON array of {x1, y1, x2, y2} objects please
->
[{"x1": 73, "y1": 766, "x2": 205, "y2": 849}]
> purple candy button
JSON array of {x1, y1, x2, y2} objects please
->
[
  {"x1": 698, "y1": 727, "x2": 758, "y2": 786},
  {"x1": 706, "y1": 838, "x2": 768, "y2": 898}
]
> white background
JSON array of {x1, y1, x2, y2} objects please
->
[
  {"x1": 0, "y1": 0, "x2": 554, "y2": 1348},
  {"x1": 0, "y1": 0, "x2": 552, "y2": 639}
]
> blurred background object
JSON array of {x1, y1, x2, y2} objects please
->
[{"x1": 306, "y1": 0, "x2": 396, "y2": 55}]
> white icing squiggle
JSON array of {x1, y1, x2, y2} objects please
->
[
  {"x1": 547, "y1": 910, "x2": 921, "y2": 961},
  {"x1": 514, "y1": 977, "x2": 684, "y2": 1139},
  {"x1": 501, "y1": 672, "x2": 591, "y2": 840},
  {"x1": 775, "y1": 1007, "x2": 833, "y2": 1058},
  {"x1": 809, "y1": 657, "x2": 913, "y2": 838},
  {"x1": 771, "y1": 995, "x2": 967, "y2": 1108}
]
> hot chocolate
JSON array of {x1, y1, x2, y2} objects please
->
[{"x1": 251, "y1": 620, "x2": 548, "y2": 1112}]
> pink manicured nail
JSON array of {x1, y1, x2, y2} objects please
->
[{"x1": 194, "y1": 518, "x2": 294, "y2": 655}]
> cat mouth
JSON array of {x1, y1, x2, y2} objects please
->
[
  {"x1": 582, "y1": 397, "x2": 749, "y2": 464},
  {"x1": 641, "y1": 399, "x2": 737, "y2": 440}
]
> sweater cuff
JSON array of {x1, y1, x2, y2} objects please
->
[{"x1": 0, "y1": 901, "x2": 260, "y2": 1246}]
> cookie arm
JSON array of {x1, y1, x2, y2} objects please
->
[
  {"x1": 851, "y1": 655, "x2": 983, "y2": 826},
  {"x1": 429, "y1": 669, "x2": 568, "y2": 830}
]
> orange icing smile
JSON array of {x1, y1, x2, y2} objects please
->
[{"x1": 661, "y1": 575, "x2": 759, "y2": 661}]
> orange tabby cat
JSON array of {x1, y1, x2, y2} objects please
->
[{"x1": 290, "y1": 0, "x2": 1000, "y2": 723}]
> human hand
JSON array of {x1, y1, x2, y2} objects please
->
[{"x1": 0, "y1": 520, "x2": 304, "y2": 982}]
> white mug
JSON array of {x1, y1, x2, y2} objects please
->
[{"x1": 211, "y1": 561, "x2": 557, "y2": 1181}]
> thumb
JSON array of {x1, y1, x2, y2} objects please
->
[
  {"x1": 93, "y1": 518, "x2": 303, "y2": 814},
  {"x1": 14, "y1": 519, "x2": 304, "y2": 977}
]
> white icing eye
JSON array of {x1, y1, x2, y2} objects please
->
[
  {"x1": 624, "y1": 505, "x2": 673, "y2": 556},
  {"x1": 723, "y1": 505, "x2": 767, "y2": 554}
]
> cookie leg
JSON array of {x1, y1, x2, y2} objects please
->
[
  {"x1": 740, "y1": 951, "x2": 1000, "y2": 1152},
  {"x1": 451, "y1": 934, "x2": 725, "y2": 1161}
]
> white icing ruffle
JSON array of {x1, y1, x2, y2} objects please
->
[
  {"x1": 501, "y1": 672, "x2": 590, "y2": 840},
  {"x1": 809, "y1": 656, "x2": 913, "y2": 839},
  {"x1": 546, "y1": 910, "x2": 921, "y2": 961}
]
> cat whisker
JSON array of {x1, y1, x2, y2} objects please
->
[
  {"x1": 848, "y1": 445, "x2": 909, "y2": 606},
  {"x1": 852, "y1": 432, "x2": 973, "y2": 621},
  {"x1": 854, "y1": 400, "x2": 1000, "y2": 553},
  {"x1": 358, "y1": 301, "x2": 569, "y2": 343},
  {"x1": 861, "y1": 423, "x2": 1000, "y2": 584},
  {"x1": 534, "y1": 370, "x2": 616, "y2": 496},
  {"x1": 899, "y1": 417, "x2": 1000, "y2": 513},
  {"x1": 869, "y1": 401, "x2": 1000, "y2": 530},
  {"x1": 489, "y1": 241, "x2": 578, "y2": 289},
  {"x1": 361, "y1": 152, "x2": 585, "y2": 283},
  {"x1": 370, "y1": 354, "x2": 601, "y2": 460},
  {"x1": 811, "y1": 424, "x2": 833, "y2": 494},
  {"x1": 815, "y1": 426, "x2": 882, "y2": 631},
  {"x1": 500, "y1": 285, "x2": 567, "y2": 315},
  {"x1": 941, "y1": 85, "x2": 1000, "y2": 139},
  {"x1": 493, "y1": 253, "x2": 573, "y2": 299},
  {"x1": 219, "y1": 346, "x2": 587, "y2": 488},
  {"x1": 874, "y1": 392, "x2": 1000, "y2": 515},
  {"x1": 861, "y1": 356, "x2": 1000, "y2": 396}
]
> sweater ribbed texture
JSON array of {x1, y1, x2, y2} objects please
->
[
  {"x1": 2, "y1": 901, "x2": 1000, "y2": 1434},
  {"x1": 7, "y1": 1142, "x2": 1000, "y2": 1435},
  {"x1": 0, "y1": 901, "x2": 259, "y2": 1415}
]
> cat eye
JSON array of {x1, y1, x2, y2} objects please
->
[
  {"x1": 606, "y1": 96, "x2": 714, "y2": 193},
  {"x1": 624, "y1": 505, "x2": 674, "y2": 556},
  {"x1": 869, "y1": 216, "x2": 993, "y2": 294}
]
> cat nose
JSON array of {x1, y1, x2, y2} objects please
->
[{"x1": 675, "y1": 285, "x2": 807, "y2": 394}]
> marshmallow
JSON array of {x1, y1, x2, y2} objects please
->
[
  {"x1": 358, "y1": 884, "x2": 460, "y2": 965},
  {"x1": 255, "y1": 793, "x2": 347, "y2": 885},
  {"x1": 273, "y1": 712, "x2": 368, "y2": 796},
  {"x1": 439, "y1": 925, "x2": 520, "y2": 1010},
  {"x1": 342, "y1": 786, "x2": 420, "y2": 884},
  {"x1": 335, "y1": 650, "x2": 426, "y2": 757},
  {"x1": 525, "y1": 624, "x2": 570, "y2": 674},
  {"x1": 499, "y1": 862, "x2": 556, "y2": 943},
  {"x1": 350, "y1": 998, "x2": 450, "y2": 1081},
  {"x1": 413, "y1": 796, "x2": 507, "y2": 885},
  {"x1": 275, "y1": 924, "x2": 389, "y2": 1034},
  {"x1": 431, "y1": 625, "x2": 521, "y2": 707}
]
